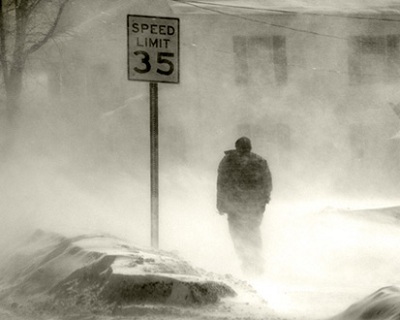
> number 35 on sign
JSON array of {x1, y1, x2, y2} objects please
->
[{"x1": 127, "y1": 15, "x2": 180, "y2": 84}]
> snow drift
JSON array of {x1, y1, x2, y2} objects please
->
[
  {"x1": 253, "y1": 204, "x2": 400, "y2": 318},
  {"x1": 331, "y1": 286, "x2": 400, "y2": 320},
  {"x1": 0, "y1": 230, "x2": 236, "y2": 316},
  {"x1": 323, "y1": 207, "x2": 400, "y2": 320}
]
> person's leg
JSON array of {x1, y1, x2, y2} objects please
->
[
  {"x1": 228, "y1": 213, "x2": 264, "y2": 276},
  {"x1": 228, "y1": 217, "x2": 249, "y2": 265},
  {"x1": 245, "y1": 224, "x2": 264, "y2": 276},
  {"x1": 236, "y1": 211, "x2": 265, "y2": 276}
]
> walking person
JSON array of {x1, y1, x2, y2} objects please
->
[{"x1": 217, "y1": 137, "x2": 272, "y2": 276}]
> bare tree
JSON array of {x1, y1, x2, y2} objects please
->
[{"x1": 0, "y1": 0, "x2": 69, "y2": 125}]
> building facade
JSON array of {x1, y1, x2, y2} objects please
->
[{"x1": 29, "y1": 0, "x2": 400, "y2": 196}]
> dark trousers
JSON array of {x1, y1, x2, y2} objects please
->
[{"x1": 228, "y1": 207, "x2": 264, "y2": 276}]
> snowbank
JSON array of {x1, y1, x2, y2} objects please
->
[
  {"x1": 0, "y1": 230, "x2": 237, "y2": 316},
  {"x1": 331, "y1": 286, "x2": 400, "y2": 320}
]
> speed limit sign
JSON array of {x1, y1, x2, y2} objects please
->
[{"x1": 127, "y1": 15, "x2": 179, "y2": 83}]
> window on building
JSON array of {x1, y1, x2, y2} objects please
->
[
  {"x1": 233, "y1": 36, "x2": 288, "y2": 86},
  {"x1": 348, "y1": 35, "x2": 400, "y2": 84}
]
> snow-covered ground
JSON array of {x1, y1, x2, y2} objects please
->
[
  {"x1": 250, "y1": 201, "x2": 400, "y2": 319},
  {"x1": 0, "y1": 230, "x2": 274, "y2": 320},
  {"x1": 1, "y1": 158, "x2": 400, "y2": 319},
  {"x1": 2, "y1": 204, "x2": 400, "y2": 320}
]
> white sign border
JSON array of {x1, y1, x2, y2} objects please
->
[{"x1": 127, "y1": 14, "x2": 180, "y2": 84}]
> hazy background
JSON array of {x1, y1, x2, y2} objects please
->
[{"x1": 1, "y1": 0, "x2": 400, "y2": 318}]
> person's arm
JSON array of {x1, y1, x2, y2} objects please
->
[
  {"x1": 217, "y1": 158, "x2": 229, "y2": 214},
  {"x1": 262, "y1": 160, "x2": 273, "y2": 204}
]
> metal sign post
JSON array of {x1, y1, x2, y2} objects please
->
[
  {"x1": 150, "y1": 82, "x2": 159, "y2": 248},
  {"x1": 127, "y1": 14, "x2": 179, "y2": 249}
]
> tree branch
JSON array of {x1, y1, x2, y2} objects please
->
[
  {"x1": 0, "y1": 0, "x2": 10, "y2": 83},
  {"x1": 11, "y1": 0, "x2": 28, "y2": 68},
  {"x1": 26, "y1": 0, "x2": 41, "y2": 15},
  {"x1": 26, "y1": 0, "x2": 68, "y2": 55}
]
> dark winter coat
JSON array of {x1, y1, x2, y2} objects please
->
[{"x1": 217, "y1": 150, "x2": 272, "y2": 215}]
